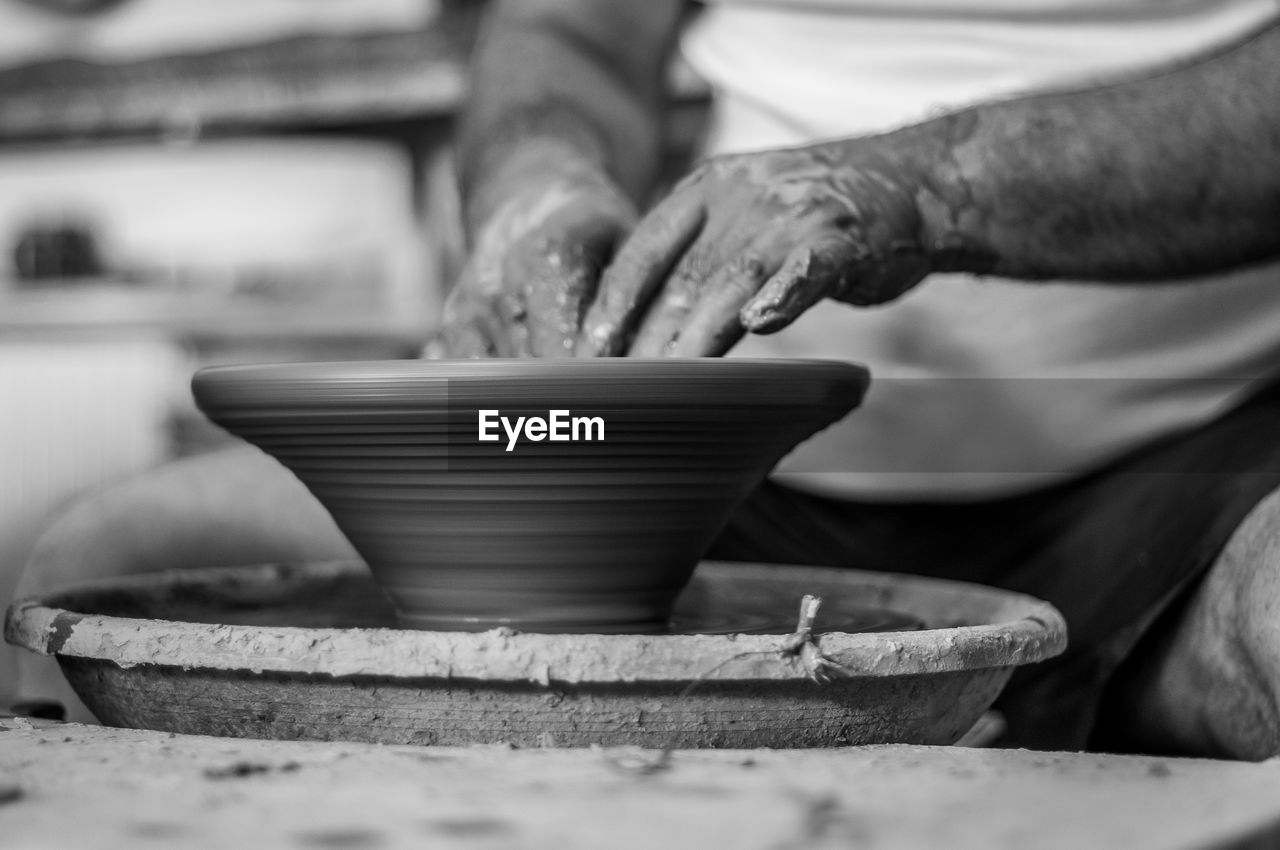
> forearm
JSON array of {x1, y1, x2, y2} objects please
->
[
  {"x1": 457, "y1": 0, "x2": 683, "y2": 237},
  {"x1": 897, "y1": 18, "x2": 1280, "y2": 282}
]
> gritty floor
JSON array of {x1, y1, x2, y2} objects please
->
[{"x1": 3, "y1": 716, "x2": 1280, "y2": 849}]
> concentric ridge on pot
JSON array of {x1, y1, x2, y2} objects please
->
[{"x1": 192, "y1": 358, "x2": 870, "y2": 633}]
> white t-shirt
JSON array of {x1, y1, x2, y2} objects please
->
[{"x1": 681, "y1": 0, "x2": 1280, "y2": 499}]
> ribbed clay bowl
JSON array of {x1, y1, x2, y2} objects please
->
[
  {"x1": 4, "y1": 561, "x2": 1066, "y2": 748},
  {"x1": 191, "y1": 359, "x2": 869, "y2": 632}
]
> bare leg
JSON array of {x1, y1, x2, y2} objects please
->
[
  {"x1": 15, "y1": 444, "x2": 357, "y2": 719},
  {"x1": 1110, "y1": 486, "x2": 1280, "y2": 759}
]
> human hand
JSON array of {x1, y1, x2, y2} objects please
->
[
  {"x1": 577, "y1": 141, "x2": 960, "y2": 357},
  {"x1": 424, "y1": 170, "x2": 636, "y2": 358}
]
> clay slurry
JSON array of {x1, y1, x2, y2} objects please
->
[{"x1": 477, "y1": 409, "x2": 605, "y2": 452}]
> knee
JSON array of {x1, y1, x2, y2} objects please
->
[
  {"x1": 23, "y1": 489, "x2": 135, "y2": 596},
  {"x1": 19, "y1": 445, "x2": 357, "y2": 597},
  {"x1": 1196, "y1": 488, "x2": 1280, "y2": 758}
]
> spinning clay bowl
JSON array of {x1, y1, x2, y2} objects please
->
[{"x1": 191, "y1": 359, "x2": 868, "y2": 632}]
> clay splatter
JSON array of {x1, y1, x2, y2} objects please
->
[{"x1": 203, "y1": 760, "x2": 300, "y2": 780}]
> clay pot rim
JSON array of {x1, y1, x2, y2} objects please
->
[
  {"x1": 5, "y1": 561, "x2": 1067, "y2": 686},
  {"x1": 191, "y1": 358, "x2": 871, "y2": 410},
  {"x1": 196, "y1": 357, "x2": 864, "y2": 377}
]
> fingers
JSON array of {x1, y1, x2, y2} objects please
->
[
  {"x1": 493, "y1": 291, "x2": 532, "y2": 358},
  {"x1": 429, "y1": 201, "x2": 634, "y2": 360},
  {"x1": 576, "y1": 189, "x2": 705, "y2": 356},
  {"x1": 625, "y1": 249, "x2": 710, "y2": 356},
  {"x1": 424, "y1": 257, "x2": 506, "y2": 358},
  {"x1": 420, "y1": 338, "x2": 448, "y2": 360},
  {"x1": 584, "y1": 224, "x2": 869, "y2": 357},
  {"x1": 741, "y1": 232, "x2": 869, "y2": 334},
  {"x1": 432, "y1": 175, "x2": 642, "y2": 359},
  {"x1": 519, "y1": 216, "x2": 627, "y2": 357},
  {"x1": 422, "y1": 321, "x2": 491, "y2": 359},
  {"x1": 660, "y1": 253, "x2": 780, "y2": 357},
  {"x1": 425, "y1": 311, "x2": 515, "y2": 359},
  {"x1": 423, "y1": 283, "x2": 518, "y2": 359}
]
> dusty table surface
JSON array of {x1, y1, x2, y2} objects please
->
[{"x1": 3, "y1": 718, "x2": 1280, "y2": 849}]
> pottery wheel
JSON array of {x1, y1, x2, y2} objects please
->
[{"x1": 5, "y1": 561, "x2": 1066, "y2": 749}]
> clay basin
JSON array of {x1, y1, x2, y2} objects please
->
[
  {"x1": 191, "y1": 359, "x2": 868, "y2": 632},
  {"x1": 4, "y1": 560, "x2": 1067, "y2": 748}
]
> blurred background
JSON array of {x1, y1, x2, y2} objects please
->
[{"x1": 0, "y1": 0, "x2": 709, "y2": 700}]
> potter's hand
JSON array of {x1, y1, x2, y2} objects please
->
[
  {"x1": 425, "y1": 171, "x2": 636, "y2": 358},
  {"x1": 577, "y1": 142, "x2": 944, "y2": 357}
]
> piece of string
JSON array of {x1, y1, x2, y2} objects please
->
[{"x1": 600, "y1": 594, "x2": 850, "y2": 775}]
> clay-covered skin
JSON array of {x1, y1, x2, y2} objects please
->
[
  {"x1": 440, "y1": 1, "x2": 680, "y2": 359},
  {"x1": 191, "y1": 359, "x2": 868, "y2": 632},
  {"x1": 425, "y1": 163, "x2": 637, "y2": 359},
  {"x1": 455, "y1": 5, "x2": 1280, "y2": 361},
  {"x1": 577, "y1": 139, "x2": 981, "y2": 359}
]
